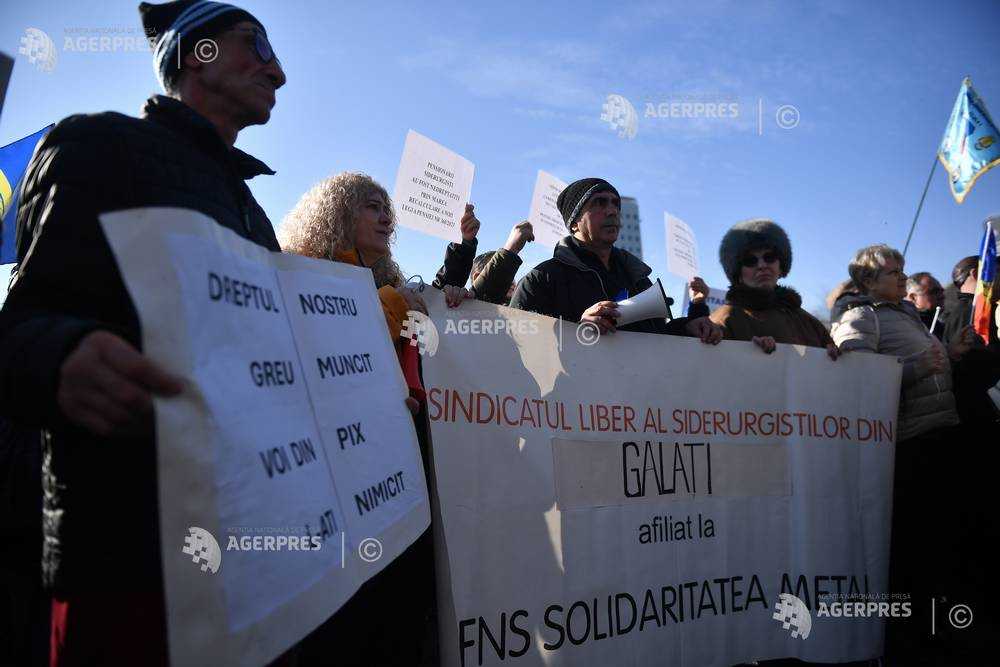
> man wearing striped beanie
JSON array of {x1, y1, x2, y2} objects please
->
[
  {"x1": 141, "y1": 0, "x2": 284, "y2": 140},
  {"x1": 0, "y1": 3, "x2": 286, "y2": 664}
]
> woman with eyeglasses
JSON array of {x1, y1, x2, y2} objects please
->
[
  {"x1": 710, "y1": 218, "x2": 839, "y2": 359},
  {"x1": 830, "y1": 244, "x2": 974, "y2": 439},
  {"x1": 830, "y1": 243, "x2": 979, "y2": 664}
]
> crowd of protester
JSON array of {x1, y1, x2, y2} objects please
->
[{"x1": 1, "y1": 1, "x2": 998, "y2": 666}]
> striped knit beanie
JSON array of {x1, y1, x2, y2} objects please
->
[{"x1": 140, "y1": 0, "x2": 264, "y2": 91}]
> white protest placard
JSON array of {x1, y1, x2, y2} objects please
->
[
  {"x1": 100, "y1": 208, "x2": 430, "y2": 667},
  {"x1": 666, "y1": 212, "x2": 700, "y2": 281},
  {"x1": 681, "y1": 285, "x2": 728, "y2": 316},
  {"x1": 527, "y1": 170, "x2": 569, "y2": 249},
  {"x1": 421, "y1": 293, "x2": 900, "y2": 666},
  {"x1": 392, "y1": 130, "x2": 475, "y2": 243}
]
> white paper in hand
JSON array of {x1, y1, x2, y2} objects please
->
[
  {"x1": 665, "y1": 212, "x2": 699, "y2": 281},
  {"x1": 392, "y1": 130, "x2": 475, "y2": 243},
  {"x1": 527, "y1": 170, "x2": 569, "y2": 249}
]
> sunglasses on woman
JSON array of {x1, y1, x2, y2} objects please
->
[{"x1": 740, "y1": 251, "x2": 778, "y2": 267}]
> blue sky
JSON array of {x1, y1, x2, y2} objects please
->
[{"x1": 2, "y1": 0, "x2": 999, "y2": 316}]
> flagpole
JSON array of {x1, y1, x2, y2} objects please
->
[{"x1": 902, "y1": 156, "x2": 939, "y2": 258}]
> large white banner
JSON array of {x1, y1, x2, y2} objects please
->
[
  {"x1": 392, "y1": 129, "x2": 475, "y2": 243},
  {"x1": 421, "y1": 293, "x2": 900, "y2": 666},
  {"x1": 100, "y1": 208, "x2": 430, "y2": 667}
]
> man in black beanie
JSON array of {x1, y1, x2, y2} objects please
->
[
  {"x1": 0, "y1": 2, "x2": 285, "y2": 663},
  {"x1": 510, "y1": 177, "x2": 723, "y2": 343}
]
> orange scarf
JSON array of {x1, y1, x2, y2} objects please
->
[{"x1": 330, "y1": 248, "x2": 425, "y2": 402}]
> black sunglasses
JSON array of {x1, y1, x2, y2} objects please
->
[
  {"x1": 740, "y1": 251, "x2": 778, "y2": 268},
  {"x1": 229, "y1": 27, "x2": 277, "y2": 65}
]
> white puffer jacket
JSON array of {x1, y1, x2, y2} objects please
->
[{"x1": 831, "y1": 295, "x2": 959, "y2": 442}]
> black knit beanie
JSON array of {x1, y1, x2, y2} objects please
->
[
  {"x1": 718, "y1": 218, "x2": 793, "y2": 284},
  {"x1": 556, "y1": 178, "x2": 620, "y2": 230},
  {"x1": 140, "y1": 0, "x2": 264, "y2": 91}
]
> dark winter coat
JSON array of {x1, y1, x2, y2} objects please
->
[
  {"x1": 0, "y1": 95, "x2": 280, "y2": 592},
  {"x1": 509, "y1": 236, "x2": 689, "y2": 336},
  {"x1": 472, "y1": 248, "x2": 522, "y2": 305},
  {"x1": 710, "y1": 285, "x2": 833, "y2": 348},
  {"x1": 432, "y1": 238, "x2": 477, "y2": 290},
  {"x1": 942, "y1": 292, "x2": 1000, "y2": 426},
  {"x1": 943, "y1": 292, "x2": 975, "y2": 348}
]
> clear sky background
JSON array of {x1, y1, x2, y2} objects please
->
[{"x1": 2, "y1": 0, "x2": 999, "y2": 317}]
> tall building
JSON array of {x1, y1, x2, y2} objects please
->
[{"x1": 617, "y1": 197, "x2": 643, "y2": 259}]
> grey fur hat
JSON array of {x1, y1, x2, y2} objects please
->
[{"x1": 719, "y1": 218, "x2": 792, "y2": 284}]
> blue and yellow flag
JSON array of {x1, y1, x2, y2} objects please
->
[
  {"x1": 0, "y1": 125, "x2": 52, "y2": 264},
  {"x1": 938, "y1": 78, "x2": 1000, "y2": 204}
]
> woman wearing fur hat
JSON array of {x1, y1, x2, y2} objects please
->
[{"x1": 711, "y1": 218, "x2": 839, "y2": 359}]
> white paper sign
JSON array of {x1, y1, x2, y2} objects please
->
[
  {"x1": 392, "y1": 130, "x2": 475, "y2": 243},
  {"x1": 527, "y1": 170, "x2": 569, "y2": 249},
  {"x1": 100, "y1": 208, "x2": 430, "y2": 667},
  {"x1": 421, "y1": 293, "x2": 901, "y2": 666},
  {"x1": 681, "y1": 285, "x2": 728, "y2": 316},
  {"x1": 666, "y1": 212, "x2": 700, "y2": 280}
]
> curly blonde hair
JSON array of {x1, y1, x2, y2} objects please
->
[{"x1": 279, "y1": 172, "x2": 405, "y2": 288}]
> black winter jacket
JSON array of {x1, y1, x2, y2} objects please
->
[
  {"x1": 0, "y1": 95, "x2": 280, "y2": 592},
  {"x1": 432, "y1": 238, "x2": 477, "y2": 290},
  {"x1": 472, "y1": 248, "x2": 522, "y2": 305},
  {"x1": 509, "y1": 236, "x2": 689, "y2": 336}
]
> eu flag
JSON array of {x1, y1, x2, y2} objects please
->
[
  {"x1": 0, "y1": 125, "x2": 52, "y2": 264},
  {"x1": 938, "y1": 78, "x2": 1000, "y2": 204}
]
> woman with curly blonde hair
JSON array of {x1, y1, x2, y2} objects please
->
[
  {"x1": 279, "y1": 172, "x2": 426, "y2": 338},
  {"x1": 280, "y1": 173, "x2": 439, "y2": 664}
]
